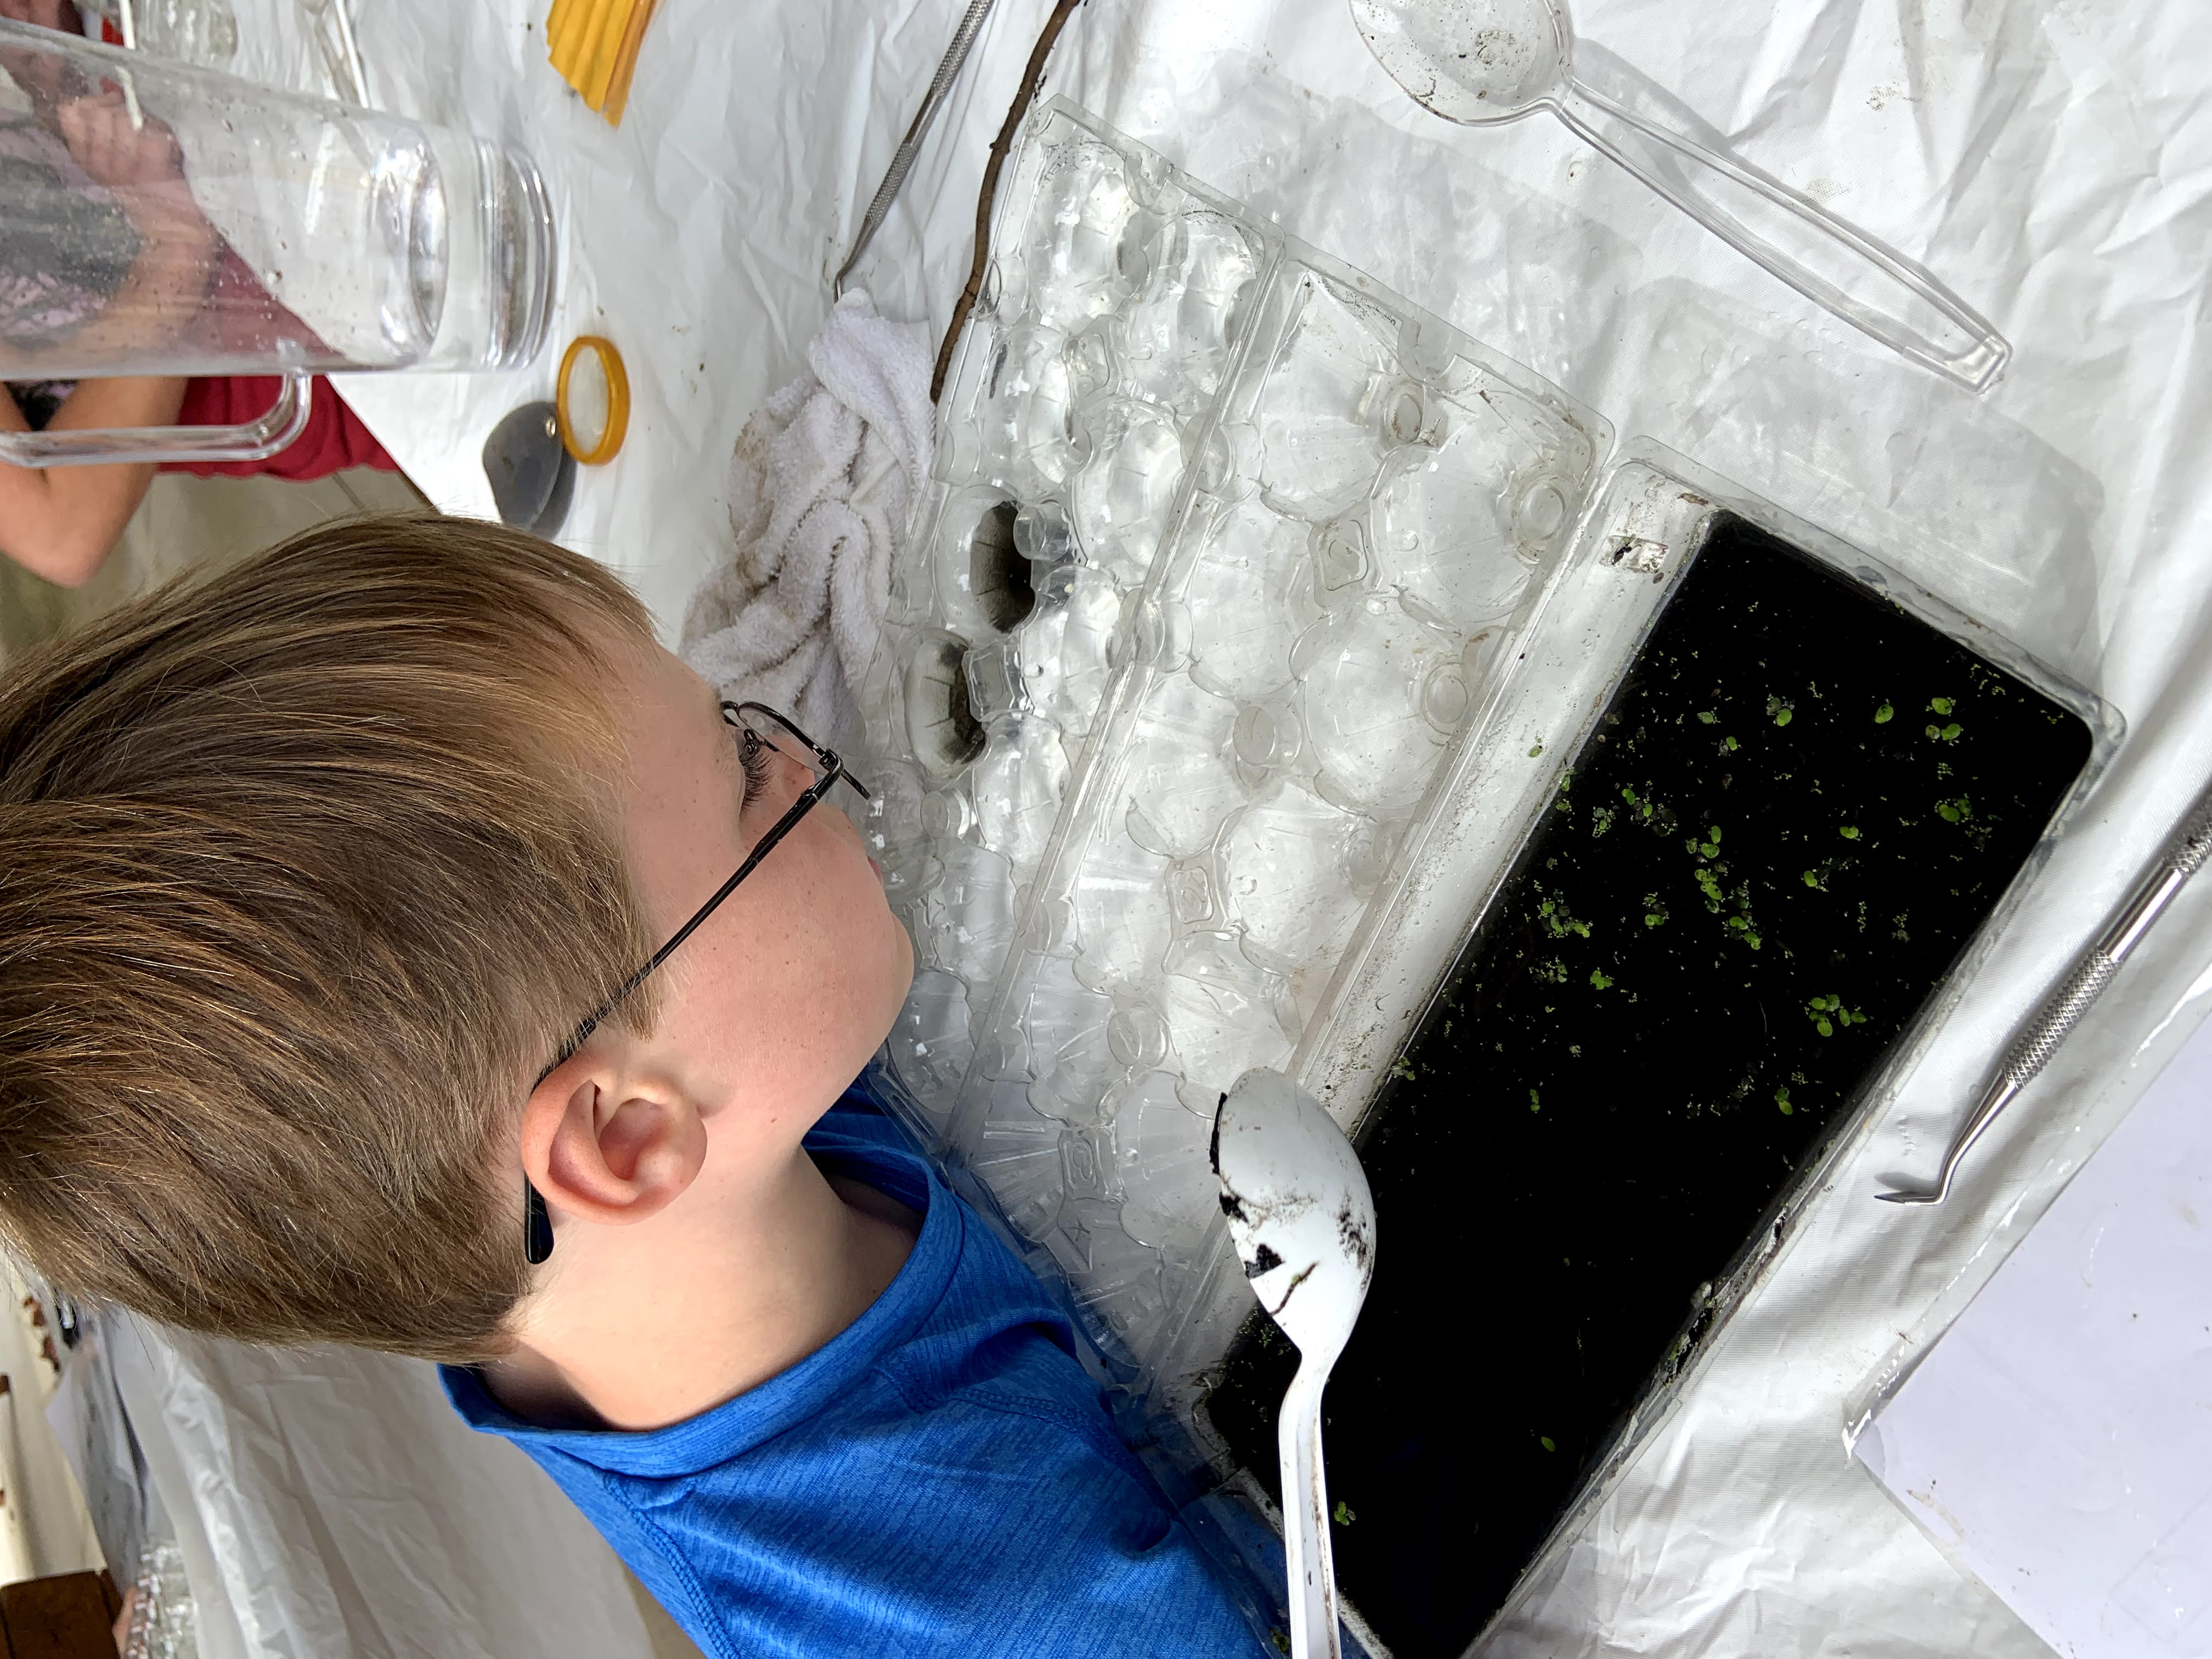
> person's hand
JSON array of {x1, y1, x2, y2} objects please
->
[
  {"x1": 0, "y1": 0, "x2": 84, "y2": 114},
  {"x1": 57, "y1": 87, "x2": 216, "y2": 324},
  {"x1": 58, "y1": 87, "x2": 188, "y2": 190}
]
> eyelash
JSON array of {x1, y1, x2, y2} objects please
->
[{"x1": 737, "y1": 729, "x2": 772, "y2": 808}]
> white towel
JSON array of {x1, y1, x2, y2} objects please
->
[{"x1": 680, "y1": 290, "x2": 934, "y2": 746}]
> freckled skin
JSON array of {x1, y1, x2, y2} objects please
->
[{"x1": 490, "y1": 627, "x2": 917, "y2": 1434}]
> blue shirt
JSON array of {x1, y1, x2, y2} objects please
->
[{"x1": 442, "y1": 1096, "x2": 1269, "y2": 1658}]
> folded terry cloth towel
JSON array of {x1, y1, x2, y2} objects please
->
[{"x1": 681, "y1": 289, "x2": 934, "y2": 746}]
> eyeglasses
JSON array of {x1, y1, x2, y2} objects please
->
[{"x1": 522, "y1": 702, "x2": 871, "y2": 1264}]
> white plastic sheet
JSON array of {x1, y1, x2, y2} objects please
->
[
  {"x1": 103, "y1": 1314, "x2": 656, "y2": 1659},
  {"x1": 190, "y1": 1, "x2": 2212, "y2": 1655}
]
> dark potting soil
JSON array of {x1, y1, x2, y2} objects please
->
[{"x1": 1203, "y1": 514, "x2": 2094, "y2": 1659}]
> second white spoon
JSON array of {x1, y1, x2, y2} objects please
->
[{"x1": 1213, "y1": 1070, "x2": 1377, "y2": 1659}]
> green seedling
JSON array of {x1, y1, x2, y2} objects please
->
[
  {"x1": 1589, "y1": 968, "x2": 1613, "y2": 990},
  {"x1": 1538, "y1": 898, "x2": 1592, "y2": 940},
  {"x1": 1695, "y1": 867, "x2": 1725, "y2": 911},
  {"x1": 1874, "y1": 702, "x2": 1894, "y2": 724},
  {"x1": 1775, "y1": 1085, "x2": 1795, "y2": 1115},
  {"x1": 1803, "y1": 993, "x2": 1866, "y2": 1036},
  {"x1": 1935, "y1": 795, "x2": 1971, "y2": 823},
  {"x1": 1333, "y1": 1500, "x2": 1356, "y2": 1526},
  {"x1": 1528, "y1": 1089, "x2": 1541, "y2": 1113},
  {"x1": 1925, "y1": 721, "x2": 1963, "y2": 742},
  {"x1": 1839, "y1": 825, "x2": 1860, "y2": 839},
  {"x1": 1766, "y1": 693, "x2": 1795, "y2": 726},
  {"x1": 1539, "y1": 1436, "x2": 1556, "y2": 1452},
  {"x1": 1928, "y1": 697, "x2": 1955, "y2": 715},
  {"x1": 1528, "y1": 743, "x2": 1544, "y2": 757},
  {"x1": 1696, "y1": 711, "x2": 1718, "y2": 724}
]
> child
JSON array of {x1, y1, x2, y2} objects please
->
[{"x1": 0, "y1": 517, "x2": 1269, "y2": 1657}]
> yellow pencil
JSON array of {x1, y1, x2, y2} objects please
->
[
  {"x1": 581, "y1": 0, "x2": 637, "y2": 109},
  {"x1": 600, "y1": 0, "x2": 660, "y2": 125},
  {"x1": 545, "y1": 0, "x2": 578, "y2": 64},
  {"x1": 559, "y1": 0, "x2": 618, "y2": 81}
]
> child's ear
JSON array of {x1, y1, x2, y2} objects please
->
[{"x1": 521, "y1": 1052, "x2": 708, "y2": 1234}]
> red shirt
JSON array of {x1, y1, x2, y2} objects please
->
[
  {"x1": 163, "y1": 375, "x2": 398, "y2": 481},
  {"x1": 160, "y1": 243, "x2": 399, "y2": 481}
]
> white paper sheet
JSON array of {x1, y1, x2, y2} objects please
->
[{"x1": 1856, "y1": 1003, "x2": 2212, "y2": 1659}]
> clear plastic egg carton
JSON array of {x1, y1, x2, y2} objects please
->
[
  {"x1": 856, "y1": 98, "x2": 1607, "y2": 1384},
  {"x1": 854, "y1": 100, "x2": 1283, "y2": 1127}
]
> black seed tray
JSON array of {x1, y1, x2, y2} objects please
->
[{"x1": 1203, "y1": 512, "x2": 2095, "y2": 1659}]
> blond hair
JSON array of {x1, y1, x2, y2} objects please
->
[{"x1": 0, "y1": 515, "x2": 662, "y2": 1360}]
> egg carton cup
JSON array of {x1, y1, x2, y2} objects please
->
[{"x1": 856, "y1": 98, "x2": 1609, "y2": 1388}]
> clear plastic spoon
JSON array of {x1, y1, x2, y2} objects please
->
[
  {"x1": 1212, "y1": 1070, "x2": 1376, "y2": 1659},
  {"x1": 1349, "y1": 0, "x2": 2012, "y2": 392}
]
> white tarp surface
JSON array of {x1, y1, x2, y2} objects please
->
[
  {"x1": 103, "y1": 1314, "x2": 656, "y2": 1659},
  {"x1": 172, "y1": 0, "x2": 2212, "y2": 1655}
]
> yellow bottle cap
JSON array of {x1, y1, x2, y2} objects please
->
[{"x1": 556, "y1": 334, "x2": 630, "y2": 465}]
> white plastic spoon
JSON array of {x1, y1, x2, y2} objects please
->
[
  {"x1": 1212, "y1": 1070, "x2": 1377, "y2": 1659},
  {"x1": 1348, "y1": 0, "x2": 2011, "y2": 391}
]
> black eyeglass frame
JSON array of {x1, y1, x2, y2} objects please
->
[{"x1": 522, "y1": 701, "x2": 871, "y2": 1264}]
